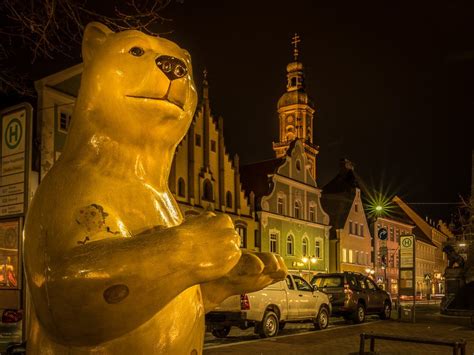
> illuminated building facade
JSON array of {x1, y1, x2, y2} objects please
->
[
  {"x1": 241, "y1": 140, "x2": 331, "y2": 278},
  {"x1": 393, "y1": 196, "x2": 453, "y2": 296},
  {"x1": 321, "y1": 159, "x2": 374, "y2": 274}
]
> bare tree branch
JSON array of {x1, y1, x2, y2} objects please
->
[{"x1": 0, "y1": 0, "x2": 172, "y2": 96}]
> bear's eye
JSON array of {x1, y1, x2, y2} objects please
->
[{"x1": 129, "y1": 47, "x2": 145, "y2": 57}]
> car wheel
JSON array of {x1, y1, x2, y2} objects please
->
[
  {"x1": 258, "y1": 311, "x2": 279, "y2": 338},
  {"x1": 314, "y1": 306, "x2": 329, "y2": 330},
  {"x1": 380, "y1": 301, "x2": 392, "y2": 320},
  {"x1": 353, "y1": 303, "x2": 366, "y2": 324},
  {"x1": 211, "y1": 326, "x2": 231, "y2": 338}
]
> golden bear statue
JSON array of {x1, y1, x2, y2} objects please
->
[{"x1": 24, "y1": 22, "x2": 286, "y2": 354}]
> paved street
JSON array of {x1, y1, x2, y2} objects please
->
[{"x1": 204, "y1": 305, "x2": 474, "y2": 354}]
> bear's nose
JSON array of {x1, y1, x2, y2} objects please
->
[{"x1": 155, "y1": 55, "x2": 188, "y2": 81}]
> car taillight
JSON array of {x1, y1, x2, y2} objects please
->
[{"x1": 240, "y1": 294, "x2": 250, "y2": 310}]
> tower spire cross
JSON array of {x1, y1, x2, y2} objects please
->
[{"x1": 291, "y1": 33, "x2": 301, "y2": 61}]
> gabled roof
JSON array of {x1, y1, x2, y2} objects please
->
[
  {"x1": 413, "y1": 226, "x2": 437, "y2": 247},
  {"x1": 321, "y1": 192, "x2": 354, "y2": 236},
  {"x1": 392, "y1": 195, "x2": 451, "y2": 243},
  {"x1": 240, "y1": 158, "x2": 285, "y2": 200},
  {"x1": 322, "y1": 163, "x2": 359, "y2": 194}
]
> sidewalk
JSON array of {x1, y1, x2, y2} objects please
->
[{"x1": 204, "y1": 306, "x2": 474, "y2": 355}]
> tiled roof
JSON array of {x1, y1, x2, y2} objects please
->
[{"x1": 240, "y1": 158, "x2": 285, "y2": 202}]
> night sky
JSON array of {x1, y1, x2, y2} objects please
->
[
  {"x1": 160, "y1": 1, "x2": 474, "y2": 221},
  {"x1": 2, "y1": 1, "x2": 473, "y2": 221}
]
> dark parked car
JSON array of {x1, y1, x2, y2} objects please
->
[{"x1": 311, "y1": 272, "x2": 391, "y2": 323}]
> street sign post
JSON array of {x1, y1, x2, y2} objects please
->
[
  {"x1": 399, "y1": 234, "x2": 416, "y2": 322},
  {"x1": 0, "y1": 103, "x2": 33, "y2": 344}
]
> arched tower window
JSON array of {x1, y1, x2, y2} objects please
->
[
  {"x1": 177, "y1": 178, "x2": 186, "y2": 197},
  {"x1": 202, "y1": 179, "x2": 213, "y2": 201},
  {"x1": 226, "y1": 191, "x2": 233, "y2": 208}
]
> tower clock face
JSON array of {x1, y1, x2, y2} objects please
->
[{"x1": 287, "y1": 115, "x2": 294, "y2": 123}]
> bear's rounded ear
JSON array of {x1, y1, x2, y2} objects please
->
[{"x1": 82, "y1": 22, "x2": 114, "y2": 63}]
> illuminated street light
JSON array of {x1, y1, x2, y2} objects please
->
[
  {"x1": 375, "y1": 205, "x2": 383, "y2": 212},
  {"x1": 302, "y1": 256, "x2": 317, "y2": 280}
]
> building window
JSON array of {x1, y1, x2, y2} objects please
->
[
  {"x1": 177, "y1": 178, "x2": 186, "y2": 197},
  {"x1": 254, "y1": 230, "x2": 260, "y2": 248},
  {"x1": 236, "y1": 225, "x2": 247, "y2": 248},
  {"x1": 202, "y1": 179, "x2": 213, "y2": 201},
  {"x1": 349, "y1": 249, "x2": 353, "y2": 263},
  {"x1": 294, "y1": 201, "x2": 301, "y2": 219},
  {"x1": 286, "y1": 235, "x2": 294, "y2": 255},
  {"x1": 342, "y1": 248, "x2": 347, "y2": 262},
  {"x1": 396, "y1": 229, "x2": 400, "y2": 242},
  {"x1": 360, "y1": 224, "x2": 364, "y2": 237},
  {"x1": 277, "y1": 197, "x2": 284, "y2": 215},
  {"x1": 349, "y1": 221, "x2": 353, "y2": 234},
  {"x1": 270, "y1": 232, "x2": 278, "y2": 253},
  {"x1": 355, "y1": 203, "x2": 358, "y2": 212},
  {"x1": 390, "y1": 227, "x2": 394, "y2": 241},
  {"x1": 195, "y1": 134, "x2": 201, "y2": 147},
  {"x1": 226, "y1": 191, "x2": 232, "y2": 208},
  {"x1": 302, "y1": 237, "x2": 308, "y2": 256},
  {"x1": 58, "y1": 110, "x2": 72, "y2": 133},
  {"x1": 315, "y1": 240, "x2": 321, "y2": 258},
  {"x1": 309, "y1": 206, "x2": 315, "y2": 222},
  {"x1": 211, "y1": 140, "x2": 216, "y2": 152},
  {"x1": 354, "y1": 223, "x2": 358, "y2": 235}
]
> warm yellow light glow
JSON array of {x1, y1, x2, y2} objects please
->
[
  {"x1": 375, "y1": 205, "x2": 383, "y2": 211},
  {"x1": 302, "y1": 257, "x2": 309, "y2": 263},
  {"x1": 310, "y1": 257, "x2": 317, "y2": 264}
]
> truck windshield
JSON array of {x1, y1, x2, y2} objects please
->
[{"x1": 312, "y1": 276, "x2": 343, "y2": 288}]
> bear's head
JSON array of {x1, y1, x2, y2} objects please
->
[{"x1": 75, "y1": 22, "x2": 197, "y2": 149}]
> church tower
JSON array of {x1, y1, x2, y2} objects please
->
[{"x1": 273, "y1": 34, "x2": 319, "y2": 179}]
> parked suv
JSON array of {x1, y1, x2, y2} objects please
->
[{"x1": 311, "y1": 272, "x2": 391, "y2": 323}]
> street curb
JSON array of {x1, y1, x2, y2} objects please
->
[{"x1": 204, "y1": 320, "x2": 383, "y2": 350}]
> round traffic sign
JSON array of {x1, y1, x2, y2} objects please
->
[
  {"x1": 4, "y1": 118, "x2": 22, "y2": 149},
  {"x1": 378, "y1": 227, "x2": 388, "y2": 240},
  {"x1": 402, "y1": 237, "x2": 412, "y2": 248}
]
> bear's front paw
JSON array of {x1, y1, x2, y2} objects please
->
[
  {"x1": 179, "y1": 212, "x2": 241, "y2": 283},
  {"x1": 201, "y1": 251, "x2": 288, "y2": 311}
]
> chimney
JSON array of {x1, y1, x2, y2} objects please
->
[{"x1": 339, "y1": 158, "x2": 354, "y2": 171}]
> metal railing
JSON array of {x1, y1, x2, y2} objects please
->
[{"x1": 359, "y1": 332, "x2": 467, "y2": 355}]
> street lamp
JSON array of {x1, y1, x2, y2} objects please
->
[{"x1": 302, "y1": 256, "x2": 317, "y2": 281}]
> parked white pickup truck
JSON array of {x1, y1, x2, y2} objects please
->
[{"x1": 206, "y1": 273, "x2": 332, "y2": 338}]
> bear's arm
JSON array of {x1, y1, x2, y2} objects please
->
[
  {"x1": 25, "y1": 212, "x2": 241, "y2": 346},
  {"x1": 201, "y1": 251, "x2": 287, "y2": 313}
]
